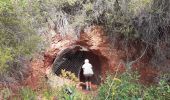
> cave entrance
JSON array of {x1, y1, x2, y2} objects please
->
[{"x1": 52, "y1": 46, "x2": 103, "y2": 85}]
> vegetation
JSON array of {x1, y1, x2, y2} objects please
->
[
  {"x1": 0, "y1": 0, "x2": 170, "y2": 99},
  {"x1": 9, "y1": 0, "x2": 170, "y2": 74},
  {"x1": 1, "y1": 71, "x2": 169, "y2": 100},
  {"x1": 98, "y1": 71, "x2": 170, "y2": 100},
  {"x1": 60, "y1": 69, "x2": 79, "y2": 82},
  {"x1": 0, "y1": 0, "x2": 43, "y2": 84},
  {"x1": 20, "y1": 87, "x2": 37, "y2": 100}
]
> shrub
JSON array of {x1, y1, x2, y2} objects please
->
[
  {"x1": 42, "y1": 89, "x2": 54, "y2": 100},
  {"x1": 98, "y1": 71, "x2": 170, "y2": 100},
  {"x1": 20, "y1": 87, "x2": 37, "y2": 100},
  {"x1": 144, "y1": 79, "x2": 170, "y2": 100},
  {"x1": 60, "y1": 69, "x2": 79, "y2": 82},
  {"x1": 0, "y1": 88, "x2": 12, "y2": 100},
  {"x1": 0, "y1": 0, "x2": 42, "y2": 83}
]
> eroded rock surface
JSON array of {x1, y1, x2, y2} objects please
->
[{"x1": 27, "y1": 26, "x2": 159, "y2": 88}]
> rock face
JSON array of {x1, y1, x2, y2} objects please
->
[
  {"x1": 27, "y1": 25, "x2": 159, "y2": 88},
  {"x1": 44, "y1": 26, "x2": 119, "y2": 80}
]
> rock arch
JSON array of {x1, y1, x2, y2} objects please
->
[
  {"x1": 52, "y1": 45, "x2": 109, "y2": 84},
  {"x1": 43, "y1": 26, "x2": 117, "y2": 86}
]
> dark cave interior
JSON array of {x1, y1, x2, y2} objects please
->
[{"x1": 52, "y1": 47, "x2": 105, "y2": 84}]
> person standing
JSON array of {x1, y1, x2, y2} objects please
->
[{"x1": 82, "y1": 59, "x2": 94, "y2": 90}]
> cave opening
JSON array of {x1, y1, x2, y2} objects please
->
[{"x1": 52, "y1": 46, "x2": 105, "y2": 85}]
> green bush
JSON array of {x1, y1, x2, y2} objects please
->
[
  {"x1": 60, "y1": 69, "x2": 79, "y2": 82},
  {"x1": 0, "y1": 88, "x2": 12, "y2": 100},
  {"x1": 144, "y1": 79, "x2": 170, "y2": 100},
  {"x1": 0, "y1": 0, "x2": 42, "y2": 75},
  {"x1": 20, "y1": 87, "x2": 37, "y2": 100},
  {"x1": 1, "y1": 72, "x2": 169, "y2": 100},
  {"x1": 98, "y1": 72, "x2": 170, "y2": 100},
  {"x1": 42, "y1": 89, "x2": 54, "y2": 100}
]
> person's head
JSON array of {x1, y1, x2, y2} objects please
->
[{"x1": 84, "y1": 59, "x2": 89, "y2": 63}]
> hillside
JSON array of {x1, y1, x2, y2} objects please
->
[{"x1": 0, "y1": 0, "x2": 170, "y2": 99}]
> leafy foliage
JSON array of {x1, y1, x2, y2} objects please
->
[
  {"x1": 1, "y1": 71, "x2": 169, "y2": 100},
  {"x1": 20, "y1": 87, "x2": 37, "y2": 100},
  {"x1": 0, "y1": 1, "x2": 170, "y2": 99},
  {"x1": 0, "y1": 88, "x2": 12, "y2": 100},
  {"x1": 98, "y1": 71, "x2": 170, "y2": 100},
  {"x1": 0, "y1": 0, "x2": 42, "y2": 82},
  {"x1": 3, "y1": 0, "x2": 169, "y2": 74},
  {"x1": 60, "y1": 69, "x2": 79, "y2": 82},
  {"x1": 0, "y1": 48, "x2": 13, "y2": 72}
]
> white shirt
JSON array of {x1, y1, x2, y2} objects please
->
[{"x1": 82, "y1": 62, "x2": 94, "y2": 75}]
